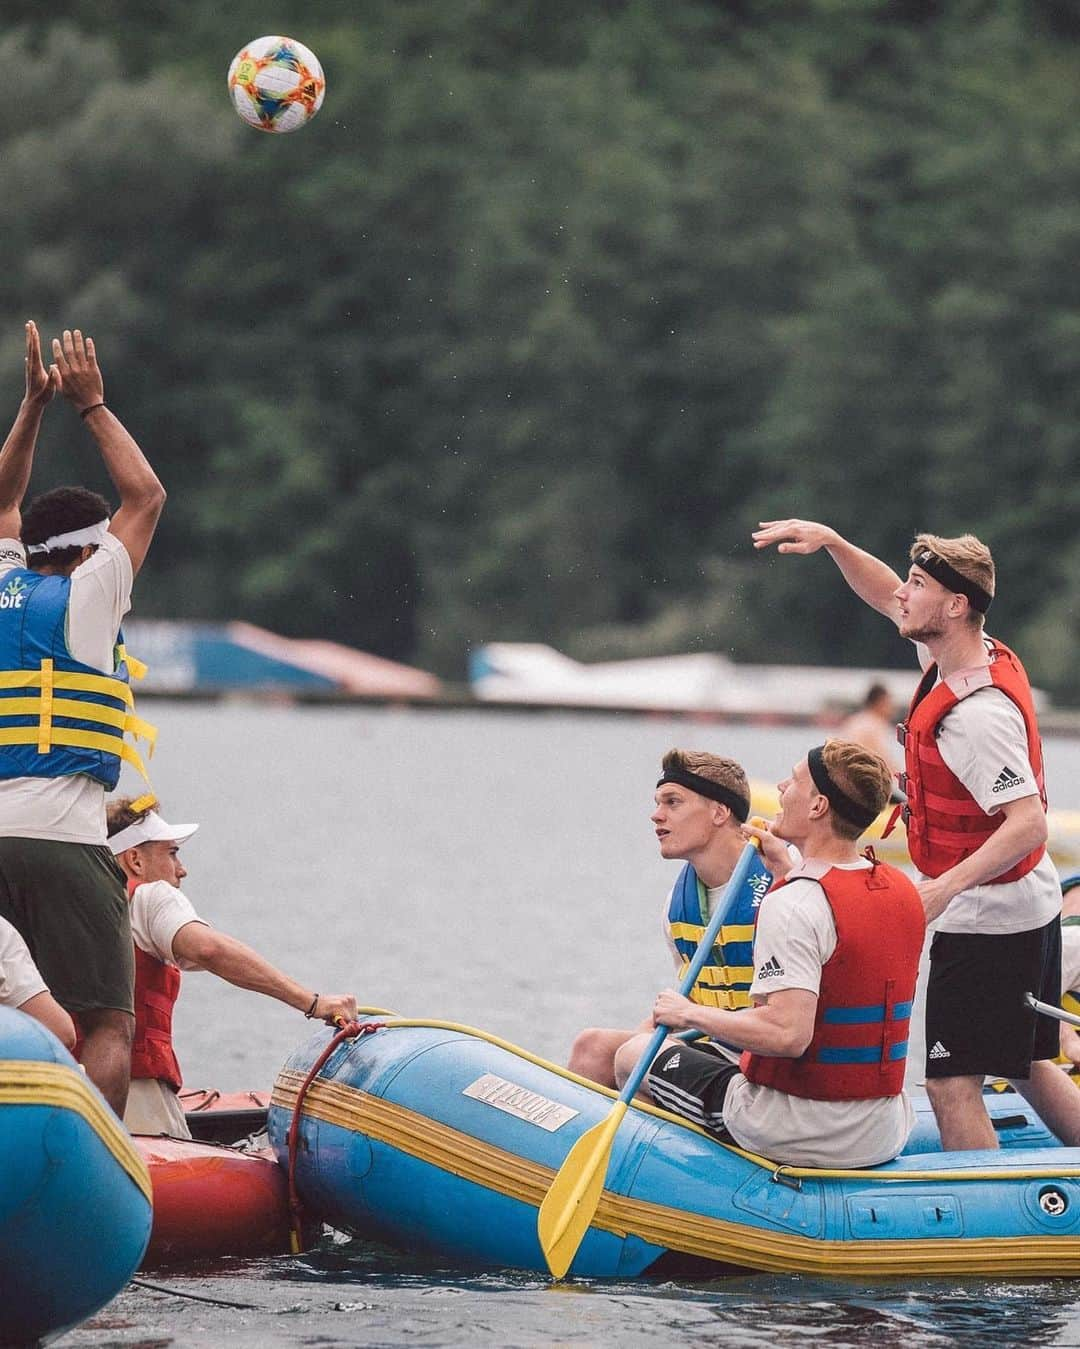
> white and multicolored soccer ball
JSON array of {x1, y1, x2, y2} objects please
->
[{"x1": 227, "y1": 36, "x2": 326, "y2": 134}]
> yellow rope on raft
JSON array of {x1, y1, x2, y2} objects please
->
[{"x1": 329, "y1": 1015, "x2": 1080, "y2": 1186}]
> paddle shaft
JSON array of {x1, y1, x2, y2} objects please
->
[
  {"x1": 614, "y1": 839, "x2": 761, "y2": 1106},
  {"x1": 537, "y1": 837, "x2": 762, "y2": 1275}
]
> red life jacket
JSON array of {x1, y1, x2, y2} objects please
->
[
  {"x1": 740, "y1": 859, "x2": 925, "y2": 1101},
  {"x1": 129, "y1": 879, "x2": 183, "y2": 1092},
  {"x1": 898, "y1": 638, "x2": 1047, "y2": 882}
]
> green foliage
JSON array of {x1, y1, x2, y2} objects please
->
[{"x1": 2, "y1": 2, "x2": 1079, "y2": 695}]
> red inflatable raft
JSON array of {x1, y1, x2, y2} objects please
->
[{"x1": 133, "y1": 1089, "x2": 312, "y2": 1265}]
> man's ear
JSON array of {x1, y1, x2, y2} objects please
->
[{"x1": 124, "y1": 845, "x2": 143, "y2": 877}]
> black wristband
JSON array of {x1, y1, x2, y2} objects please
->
[
  {"x1": 304, "y1": 993, "x2": 320, "y2": 1018},
  {"x1": 79, "y1": 402, "x2": 105, "y2": 420}
]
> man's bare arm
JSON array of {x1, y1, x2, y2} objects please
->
[
  {"x1": 917, "y1": 794, "x2": 1049, "y2": 923},
  {"x1": 51, "y1": 329, "x2": 165, "y2": 575},
  {"x1": 0, "y1": 322, "x2": 59, "y2": 541},
  {"x1": 171, "y1": 922, "x2": 358, "y2": 1024},
  {"x1": 752, "y1": 519, "x2": 904, "y2": 624}
]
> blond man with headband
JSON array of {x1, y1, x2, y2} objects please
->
[
  {"x1": 753, "y1": 520, "x2": 1080, "y2": 1152},
  {"x1": 615, "y1": 741, "x2": 925, "y2": 1167},
  {"x1": 568, "y1": 749, "x2": 773, "y2": 1087},
  {"x1": 107, "y1": 796, "x2": 357, "y2": 1137}
]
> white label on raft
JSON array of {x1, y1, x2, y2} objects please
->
[{"x1": 462, "y1": 1074, "x2": 579, "y2": 1132}]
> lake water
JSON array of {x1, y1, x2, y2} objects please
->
[{"x1": 62, "y1": 701, "x2": 1080, "y2": 1347}]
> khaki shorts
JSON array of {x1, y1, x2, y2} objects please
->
[
  {"x1": 0, "y1": 837, "x2": 133, "y2": 1015},
  {"x1": 125, "y1": 1078, "x2": 192, "y2": 1138}
]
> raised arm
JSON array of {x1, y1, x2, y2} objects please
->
[
  {"x1": 170, "y1": 922, "x2": 358, "y2": 1025},
  {"x1": 752, "y1": 519, "x2": 904, "y2": 624},
  {"x1": 0, "y1": 322, "x2": 59, "y2": 540},
  {"x1": 51, "y1": 329, "x2": 165, "y2": 576}
]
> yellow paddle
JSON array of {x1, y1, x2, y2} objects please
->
[{"x1": 537, "y1": 837, "x2": 762, "y2": 1278}]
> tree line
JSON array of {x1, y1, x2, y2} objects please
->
[{"x1": 3, "y1": 1, "x2": 1079, "y2": 699}]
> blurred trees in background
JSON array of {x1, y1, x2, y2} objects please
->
[{"x1": 2, "y1": 1, "x2": 1079, "y2": 697}]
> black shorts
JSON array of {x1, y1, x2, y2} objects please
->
[
  {"x1": 925, "y1": 917, "x2": 1061, "y2": 1080},
  {"x1": 646, "y1": 1041, "x2": 742, "y2": 1139}
]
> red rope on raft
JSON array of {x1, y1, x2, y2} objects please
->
[{"x1": 287, "y1": 1019, "x2": 384, "y2": 1253}]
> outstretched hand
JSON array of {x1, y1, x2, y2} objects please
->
[
  {"x1": 752, "y1": 519, "x2": 840, "y2": 555},
  {"x1": 23, "y1": 321, "x2": 58, "y2": 408},
  {"x1": 51, "y1": 328, "x2": 104, "y2": 414}
]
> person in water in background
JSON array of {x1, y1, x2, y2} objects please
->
[
  {"x1": 0, "y1": 912, "x2": 76, "y2": 1050},
  {"x1": 753, "y1": 519, "x2": 1080, "y2": 1152},
  {"x1": 616, "y1": 741, "x2": 925, "y2": 1169},
  {"x1": 107, "y1": 796, "x2": 358, "y2": 1137},
  {"x1": 0, "y1": 322, "x2": 165, "y2": 1118},
  {"x1": 567, "y1": 749, "x2": 771, "y2": 1088},
  {"x1": 840, "y1": 682, "x2": 901, "y2": 772}
]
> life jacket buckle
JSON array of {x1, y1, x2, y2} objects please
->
[{"x1": 896, "y1": 723, "x2": 909, "y2": 748}]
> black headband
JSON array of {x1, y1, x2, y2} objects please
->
[
  {"x1": 807, "y1": 745, "x2": 879, "y2": 830},
  {"x1": 911, "y1": 547, "x2": 992, "y2": 614},
  {"x1": 656, "y1": 768, "x2": 750, "y2": 823}
]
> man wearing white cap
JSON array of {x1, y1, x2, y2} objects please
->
[
  {"x1": 107, "y1": 795, "x2": 358, "y2": 1137},
  {"x1": 0, "y1": 323, "x2": 165, "y2": 1117}
]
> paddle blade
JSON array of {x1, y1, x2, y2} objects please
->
[{"x1": 537, "y1": 1103, "x2": 627, "y2": 1278}]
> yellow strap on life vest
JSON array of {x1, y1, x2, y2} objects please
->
[
  {"x1": 669, "y1": 922, "x2": 756, "y2": 946},
  {"x1": 116, "y1": 644, "x2": 148, "y2": 680},
  {"x1": 694, "y1": 964, "x2": 755, "y2": 988},
  {"x1": 36, "y1": 657, "x2": 53, "y2": 754},
  {"x1": 123, "y1": 713, "x2": 157, "y2": 753},
  {"x1": 0, "y1": 659, "x2": 156, "y2": 783},
  {"x1": 0, "y1": 698, "x2": 157, "y2": 754},
  {"x1": 0, "y1": 667, "x2": 136, "y2": 708}
]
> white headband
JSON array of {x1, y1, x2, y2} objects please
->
[
  {"x1": 26, "y1": 518, "x2": 111, "y2": 556},
  {"x1": 108, "y1": 809, "x2": 199, "y2": 855}
]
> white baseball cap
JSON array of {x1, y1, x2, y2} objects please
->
[{"x1": 107, "y1": 809, "x2": 199, "y2": 856}]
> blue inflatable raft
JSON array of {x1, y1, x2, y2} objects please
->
[
  {"x1": 270, "y1": 1017, "x2": 1080, "y2": 1279},
  {"x1": 0, "y1": 1006, "x2": 152, "y2": 1343}
]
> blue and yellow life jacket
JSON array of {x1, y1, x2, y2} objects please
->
[
  {"x1": 0, "y1": 567, "x2": 155, "y2": 789},
  {"x1": 666, "y1": 853, "x2": 773, "y2": 1008}
]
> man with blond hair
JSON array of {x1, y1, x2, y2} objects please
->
[
  {"x1": 616, "y1": 740, "x2": 925, "y2": 1167},
  {"x1": 752, "y1": 520, "x2": 1080, "y2": 1152},
  {"x1": 568, "y1": 748, "x2": 771, "y2": 1087}
]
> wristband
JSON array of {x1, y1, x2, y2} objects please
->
[
  {"x1": 79, "y1": 402, "x2": 105, "y2": 420},
  {"x1": 304, "y1": 993, "x2": 320, "y2": 1019}
]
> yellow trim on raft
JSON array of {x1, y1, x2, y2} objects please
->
[
  {"x1": 274, "y1": 1067, "x2": 1080, "y2": 1277},
  {"x1": 321, "y1": 1016, "x2": 1080, "y2": 1181},
  {"x1": 0, "y1": 1058, "x2": 152, "y2": 1204}
]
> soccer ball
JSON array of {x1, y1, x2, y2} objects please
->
[{"x1": 227, "y1": 36, "x2": 326, "y2": 134}]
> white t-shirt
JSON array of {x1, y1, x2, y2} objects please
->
[
  {"x1": 928, "y1": 686, "x2": 1060, "y2": 935},
  {"x1": 720, "y1": 860, "x2": 916, "y2": 1168},
  {"x1": 1061, "y1": 922, "x2": 1080, "y2": 998},
  {"x1": 0, "y1": 913, "x2": 47, "y2": 1008},
  {"x1": 130, "y1": 879, "x2": 208, "y2": 968},
  {"x1": 0, "y1": 534, "x2": 133, "y2": 844}
]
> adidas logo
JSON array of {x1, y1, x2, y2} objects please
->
[
  {"x1": 992, "y1": 766, "x2": 1024, "y2": 794},
  {"x1": 757, "y1": 956, "x2": 784, "y2": 980},
  {"x1": 663, "y1": 1053, "x2": 681, "y2": 1071},
  {"x1": 929, "y1": 1041, "x2": 951, "y2": 1059}
]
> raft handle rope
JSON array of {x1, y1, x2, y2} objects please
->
[{"x1": 287, "y1": 1018, "x2": 385, "y2": 1253}]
